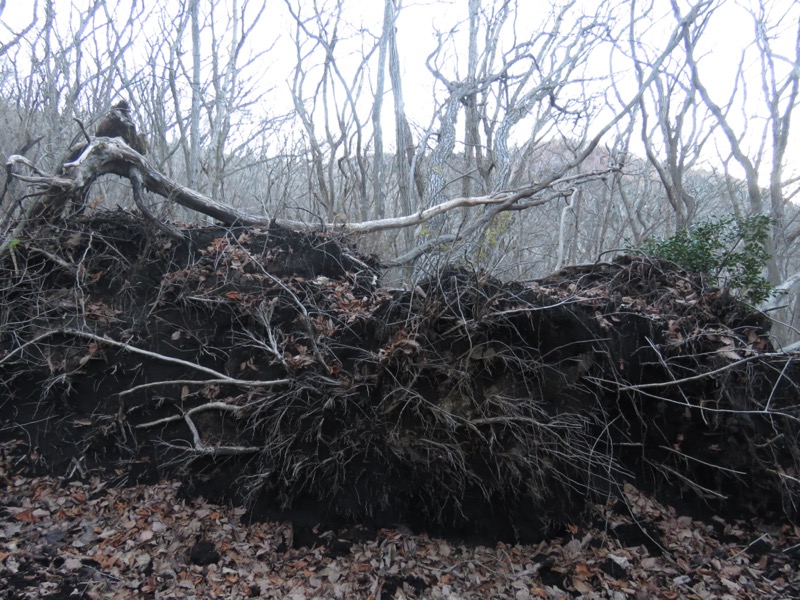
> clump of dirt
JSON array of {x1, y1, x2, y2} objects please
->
[{"x1": 1, "y1": 210, "x2": 798, "y2": 542}]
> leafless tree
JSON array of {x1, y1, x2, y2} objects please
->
[
  {"x1": 680, "y1": 1, "x2": 800, "y2": 286},
  {"x1": 284, "y1": 0, "x2": 380, "y2": 224},
  {"x1": 624, "y1": 0, "x2": 717, "y2": 230},
  {"x1": 0, "y1": 0, "x2": 39, "y2": 58}
]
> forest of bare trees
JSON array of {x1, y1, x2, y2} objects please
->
[{"x1": 1, "y1": 0, "x2": 799, "y2": 342}]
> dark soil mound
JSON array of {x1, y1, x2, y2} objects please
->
[{"x1": 1, "y1": 211, "x2": 798, "y2": 542}]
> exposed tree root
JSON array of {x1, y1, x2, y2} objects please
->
[{"x1": 1, "y1": 210, "x2": 798, "y2": 542}]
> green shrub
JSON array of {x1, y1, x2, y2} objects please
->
[{"x1": 639, "y1": 215, "x2": 774, "y2": 304}]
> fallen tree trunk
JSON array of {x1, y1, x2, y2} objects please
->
[
  {"x1": 2, "y1": 134, "x2": 614, "y2": 263},
  {"x1": 0, "y1": 208, "x2": 798, "y2": 541}
]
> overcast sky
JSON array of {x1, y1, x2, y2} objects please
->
[{"x1": 1, "y1": 0, "x2": 797, "y2": 184}]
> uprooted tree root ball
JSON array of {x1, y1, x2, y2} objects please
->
[{"x1": 1, "y1": 210, "x2": 799, "y2": 542}]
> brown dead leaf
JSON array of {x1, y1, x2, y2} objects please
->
[
  {"x1": 63, "y1": 232, "x2": 83, "y2": 249},
  {"x1": 318, "y1": 565, "x2": 343, "y2": 583},
  {"x1": 139, "y1": 529, "x2": 154, "y2": 542},
  {"x1": 13, "y1": 509, "x2": 38, "y2": 523},
  {"x1": 572, "y1": 577, "x2": 593, "y2": 594},
  {"x1": 566, "y1": 523, "x2": 579, "y2": 535},
  {"x1": 210, "y1": 237, "x2": 228, "y2": 252},
  {"x1": 595, "y1": 311, "x2": 612, "y2": 330},
  {"x1": 290, "y1": 560, "x2": 309, "y2": 568}
]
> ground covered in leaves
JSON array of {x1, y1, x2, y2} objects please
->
[{"x1": 3, "y1": 451, "x2": 800, "y2": 599}]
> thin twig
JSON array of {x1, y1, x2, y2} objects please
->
[
  {"x1": 72, "y1": 117, "x2": 91, "y2": 145},
  {"x1": 601, "y1": 353, "x2": 794, "y2": 391},
  {"x1": 119, "y1": 377, "x2": 288, "y2": 398},
  {"x1": 0, "y1": 328, "x2": 291, "y2": 389}
]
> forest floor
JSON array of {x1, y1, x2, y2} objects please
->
[{"x1": 2, "y1": 442, "x2": 800, "y2": 599}]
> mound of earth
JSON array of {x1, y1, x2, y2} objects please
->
[{"x1": 1, "y1": 210, "x2": 798, "y2": 543}]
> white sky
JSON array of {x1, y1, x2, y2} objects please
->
[{"x1": 0, "y1": 0, "x2": 797, "y2": 186}]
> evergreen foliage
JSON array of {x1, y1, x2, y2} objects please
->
[{"x1": 640, "y1": 215, "x2": 774, "y2": 304}]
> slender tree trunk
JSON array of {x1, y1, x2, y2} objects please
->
[
  {"x1": 189, "y1": 0, "x2": 202, "y2": 190},
  {"x1": 371, "y1": 0, "x2": 393, "y2": 220},
  {"x1": 462, "y1": 0, "x2": 481, "y2": 199}
]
